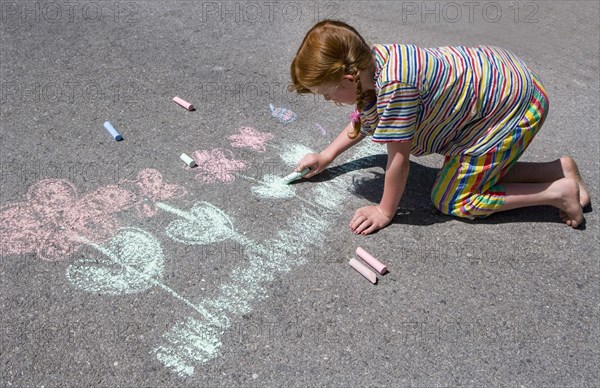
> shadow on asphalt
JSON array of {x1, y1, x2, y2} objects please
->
[{"x1": 303, "y1": 154, "x2": 589, "y2": 229}]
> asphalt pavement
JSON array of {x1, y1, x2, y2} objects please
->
[{"x1": 0, "y1": 1, "x2": 598, "y2": 386}]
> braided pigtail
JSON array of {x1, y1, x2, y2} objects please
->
[
  {"x1": 347, "y1": 67, "x2": 363, "y2": 139},
  {"x1": 347, "y1": 66, "x2": 377, "y2": 139}
]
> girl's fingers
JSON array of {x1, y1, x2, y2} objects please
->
[
  {"x1": 295, "y1": 156, "x2": 312, "y2": 171},
  {"x1": 350, "y1": 214, "x2": 364, "y2": 229},
  {"x1": 354, "y1": 219, "x2": 371, "y2": 234},
  {"x1": 297, "y1": 159, "x2": 319, "y2": 177},
  {"x1": 350, "y1": 207, "x2": 388, "y2": 235},
  {"x1": 361, "y1": 224, "x2": 377, "y2": 235}
]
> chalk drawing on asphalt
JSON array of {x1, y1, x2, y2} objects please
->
[
  {"x1": 152, "y1": 139, "x2": 378, "y2": 377},
  {"x1": 269, "y1": 104, "x2": 297, "y2": 124},
  {"x1": 188, "y1": 148, "x2": 248, "y2": 184},
  {"x1": 0, "y1": 169, "x2": 186, "y2": 262},
  {"x1": 227, "y1": 126, "x2": 274, "y2": 152},
  {"x1": 0, "y1": 128, "x2": 380, "y2": 378}
]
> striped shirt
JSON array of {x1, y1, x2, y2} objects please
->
[{"x1": 360, "y1": 44, "x2": 535, "y2": 156}]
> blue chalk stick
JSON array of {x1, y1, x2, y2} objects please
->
[{"x1": 103, "y1": 121, "x2": 122, "y2": 141}]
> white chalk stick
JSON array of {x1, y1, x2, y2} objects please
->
[
  {"x1": 282, "y1": 168, "x2": 309, "y2": 184},
  {"x1": 349, "y1": 258, "x2": 377, "y2": 284},
  {"x1": 356, "y1": 247, "x2": 387, "y2": 274},
  {"x1": 180, "y1": 153, "x2": 196, "y2": 167},
  {"x1": 173, "y1": 96, "x2": 194, "y2": 111}
]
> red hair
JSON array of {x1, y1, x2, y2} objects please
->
[{"x1": 289, "y1": 20, "x2": 376, "y2": 138}]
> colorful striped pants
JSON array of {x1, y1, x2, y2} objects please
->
[{"x1": 431, "y1": 72, "x2": 549, "y2": 219}]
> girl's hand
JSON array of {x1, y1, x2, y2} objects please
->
[
  {"x1": 350, "y1": 205, "x2": 394, "y2": 235},
  {"x1": 295, "y1": 152, "x2": 332, "y2": 179}
]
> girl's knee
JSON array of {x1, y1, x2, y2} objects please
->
[{"x1": 431, "y1": 194, "x2": 484, "y2": 220}]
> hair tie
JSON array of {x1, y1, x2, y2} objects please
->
[{"x1": 349, "y1": 109, "x2": 360, "y2": 124}]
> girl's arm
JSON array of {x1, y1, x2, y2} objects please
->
[
  {"x1": 296, "y1": 121, "x2": 364, "y2": 178},
  {"x1": 320, "y1": 121, "x2": 365, "y2": 163},
  {"x1": 378, "y1": 141, "x2": 412, "y2": 218},
  {"x1": 350, "y1": 140, "x2": 411, "y2": 235}
]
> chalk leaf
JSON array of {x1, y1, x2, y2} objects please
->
[
  {"x1": 66, "y1": 227, "x2": 164, "y2": 295},
  {"x1": 165, "y1": 202, "x2": 234, "y2": 245}
]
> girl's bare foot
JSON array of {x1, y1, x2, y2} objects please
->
[
  {"x1": 553, "y1": 178, "x2": 584, "y2": 228},
  {"x1": 560, "y1": 156, "x2": 590, "y2": 208}
]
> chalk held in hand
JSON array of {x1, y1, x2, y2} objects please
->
[
  {"x1": 103, "y1": 121, "x2": 122, "y2": 141},
  {"x1": 349, "y1": 258, "x2": 377, "y2": 284},
  {"x1": 282, "y1": 168, "x2": 309, "y2": 184},
  {"x1": 173, "y1": 96, "x2": 194, "y2": 111},
  {"x1": 356, "y1": 247, "x2": 387, "y2": 274},
  {"x1": 180, "y1": 153, "x2": 196, "y2": 167}
]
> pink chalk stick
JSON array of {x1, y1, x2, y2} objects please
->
[
  {"x1": 356, "y1": 247, "x2": 387, "y2": 274},
  {"x1": 173, "y1": 96, "x2": 194, "y2": 111},
  {"x1": 349, "y1": 258, "x2": 377, "y2": 284}
]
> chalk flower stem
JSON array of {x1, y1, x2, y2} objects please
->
[{"x1": 76, "y1": 233, "x2": 223, "y2": 326}]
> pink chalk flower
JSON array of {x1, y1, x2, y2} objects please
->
[
  {"x1": 129, "y1": 168, "x2": 188, "y2": 218},
  {"x1": 0, "y1": 179, "x2": 136, "y2": 261},
  {"x1": 227, "y1": 126, "x2": 275, "y2": 153},
  {"x1": 0, "y1": 169, "x2": 188, "y2": 261},
  {"x1": 192, "y1": 148, "x2": 248, "y2": 183}
]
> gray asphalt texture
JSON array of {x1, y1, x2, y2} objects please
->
[{"x1": 1, "y1": 1, "x2": 598, "y2": 386}]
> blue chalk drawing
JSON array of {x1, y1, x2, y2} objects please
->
[
  {"x1": 152, "y1": 205, "x2": 328, "y2": 376},
  {"x1": 156, "y1": 202, "x2": 242, "y2": 246},
  {"x1": 67, "y1": 228, "x2": 163, "y2": 295},
  {"x1": 250, "y1": 174, "x2": 296, "y2": 199},
  {"x1": 280, "y1": 143, "x2": 315, "y2": 168},
  {"x1": 269, "y1": 104, "x2": 297, "y2": 124},
  {"x1": 60, "y1": 139, "x2": 381, "y2": 378},
  {"x1": 67, "y1": 228, "x2": 217, "y2": 322},
  {"x1": 152, "y1": 140, "x2": 379, "y2": 377}
]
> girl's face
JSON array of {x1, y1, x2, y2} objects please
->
[{"x1": 311, "y1": 75, "x2": 357, "y2": 105}]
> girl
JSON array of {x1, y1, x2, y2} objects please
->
[{"x1": 289, "y1": 20, "x2": 590, "y2": 235}]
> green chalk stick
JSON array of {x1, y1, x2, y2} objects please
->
[{"x1": 282, "y1": 168, "x2": 310, "y2": 184}]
